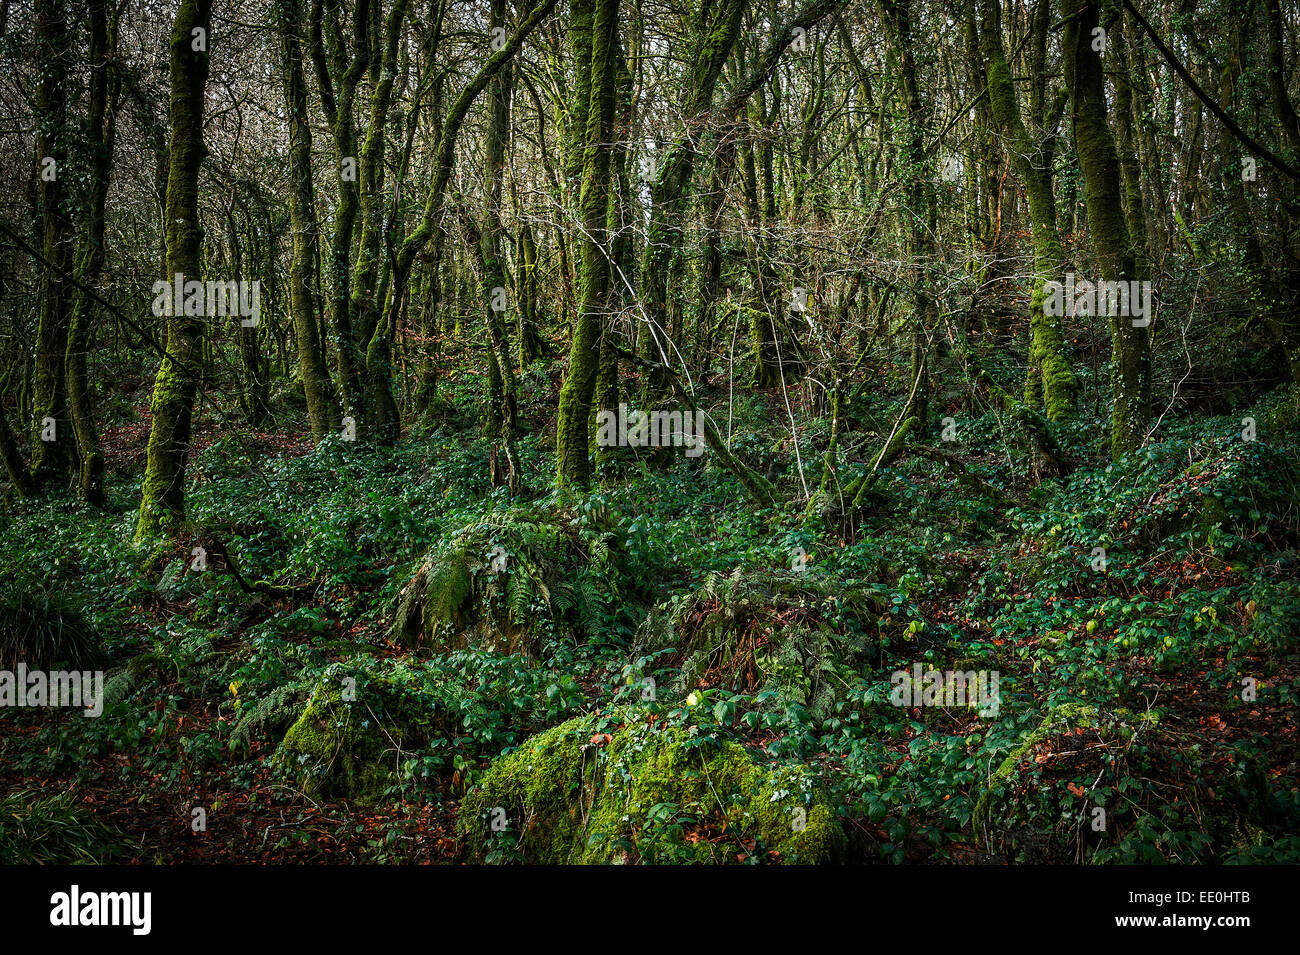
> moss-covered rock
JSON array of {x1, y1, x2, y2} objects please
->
[
  {"x1": 458, "y1": 711, "x2": 846, "y2": 864},
  {"x1": 391, "y1": 506, "x2": 635, "y2": 656},
  {"x1": 275, "y1": 662, "x2": 452, "y2": 802},
  {"x1": 1120, "y1": 438, "x2": 1299, "y2": 557},
  {"x1": 632, "y1": 569, "x2": 884, "y2": 717}
]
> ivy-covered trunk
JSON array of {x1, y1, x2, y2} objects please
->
[
  {"x1": 1060, "y1": 0, "x2": 1149, "y2": 458},
  {"x1": 978, "y1": 0, "x2": 1078, "y2": 420},
  {"x1": 556, "y1": 0, "x2": 619, "y2": 487},
  {"x1": 277, "y1": 0, "x2": 335, "y2": 440},
  {"x1": 748, "y1": 74, "x2": 789, "y2": 390},
  {"x1": 65, "y1": 0, "x2": 119, "y2": 506},
  {"x1": 516, "y1": 221, "x2": 544, "y2": 365},
  {"x1": 135, "y1": 0, "x2": 212, "y2": 541},
  {"x1": 31, "y1": 0, "x2": 75, "y2": 485},
  {"x1": 478, "y1": 0, "x2": 522, "y2": 494},
  {"x1": 310, "y1": 0, "x2": 371, "y2": 435},
  {"x1": 352, "y1": 0, "x2": 413, "y2": 445}
]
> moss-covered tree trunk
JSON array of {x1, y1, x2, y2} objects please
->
[
  {"x1": 1059, "y1": 0, "x2": 1149, "y2": 457},
  {"x1": 65, "y1": 0, "x2": 119, "y2": 506},
  {"x1": 412, "y1": 65, "x2": 447, "y2": 418},
  {"x1": 31, "y1": 0, "x2": 75, "y2": 485},
  {"x1": 694, "y1": 135, "x2": 733, "y2": 361},
  {"x1": 749, "y1": 75, "x2": 789, "y2": 390},
  {"x1": 594, "y1": 32, "x2": 633, "y2": 471},
  {"x1": 134, "y1": 0, "x2": 212, "y2": 542},
  {"x1": 1105, "y1": 0, "x2": 1151, "y2": 285},
  {"x1": 230, "y1": 199, "x2": 273, "y2": 427},
  {"x1": 555, "y1": 0, "x2": 619, "y2": 487},
  {"x1": 516, "y1": 220, "x2": 544, "y2": 365},
  {"x1": 878, "y1": 0, "x2": 934, "y2": 426},
  {"x1": 978, "y1": 0, "x2": 1078, "y2": 420},
  {"x1": 309, "y1": 0, "x2": 371, "y2": 434},
  {"x1": 278, "y1": 0, "x2": 335, "y2": 440},
  {"x1": 478, "y1": 0, "x2": 522, "y2": 494},
  {"x1": 351, "y1": 0, "x2": 413, "y2": 445},
  {"x1": 637, "y1": 0, "x2": 746, "y2": 394}
]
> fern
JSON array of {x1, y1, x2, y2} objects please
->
[
  {"x1": 230, "y1": 681, "x2": 311, "y2": 752},
  {"x1": 423, "y1": 546, "x2": 474, "y2": 634},
  {"x1": 100, "y1": 669, "x2": 137, "y2": 709},
  {"x1": 390, "y1": 504, "x2": 637, "y2": 651}
]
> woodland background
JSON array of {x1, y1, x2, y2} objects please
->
[{"x1": 0, "y1": 0, "x2": 1298, "y2": 863}]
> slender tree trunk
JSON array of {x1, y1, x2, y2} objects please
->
[
  {"x1": 556, "y1": 0, "x2": 619, "y2": 488},
  {"x1": 637, "y1": 0, "x2": 747, "y2": 391},
  {"x1": 310, "y1": 0, "x2": 371, "y2": 434},
  {"x1": 478, "y1": 0, "x2": 521, "y2": 493},
  {"x1": 31, "y1": 0, "x2": 75, "y2": 485},
  {"x1": 135, "y1": 0, "x2": 212, "y2": 541},
  {"x1": 516, "y1": 220, "x2": 544, "y2": 364},
  {"x1": 750, "y1": 74, "x2": 789, "y2": 390},
  {"x1": 978, "y1": 0, "x2": 1078, "y2": 419},
  {"x1": 278, "y1": 0, "x2": 335, "y2": 439},
  {"x1": 1059, "y1": 0, "x2": 1149, "y2": 457},
  {"x1": 383, "y1": 0, "x2": 560, "y2": 440},
  {"x1": 352, "y1": 0, "x2": 413, "y2": 445},
  {"x1": 65, "y1": 0, "x2": 119, "y2": 505}
]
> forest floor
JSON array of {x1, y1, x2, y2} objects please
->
[{"x1": 3, "y1": 352, "x2": 1299, "y2": 864}]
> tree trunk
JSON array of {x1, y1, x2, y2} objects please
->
[
  {"x1": 135, "y1": 0, "x2": 212, "y2": 541},
  {"x1": 556, "y1": 0, "x2": 619, "y2": 488},
  {"x1": 278, "y1": 0, "x2": 335, "y2": 440},
  {"x1": 1059, "y1": 0, "x2": 1149, "y2": 457},
  {"x1": 978, "y1": 0, "x2": 1078, "y2": 419},
  {"x1": 65, "y1": 0, "x2": 119, "y2": 505},
  {"x1": 878, "y1": 0, "x2": 934, "y2": 426},
  {"x1": 310, "y1": 0, "x2": 371, "y2": 434},
  {"x1": 31, "y1": 0, "x2": 76, "y2": 485},
  {"x1": 478, "y1": 0, "x2": 522, "y2": 494}
]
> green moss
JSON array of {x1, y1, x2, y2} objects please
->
[
  {"x1": 392, "y1": 506, "x2": 635, "y2": 655},
  {"x1": 275, "y1": 663, "x2": 451, "y2": 803},
  {"x1": 458, "y1": 712, "x2": 846, "y2": 864},
  {"x1": 972, "y1": 703, "x2": 1156, "y2": 832}
]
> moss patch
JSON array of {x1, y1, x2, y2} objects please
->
[
  {"x1": 275, "y1": 662, "x2": 452, "y2": 803},
  {"x1": 391, "y1": 506, "x2": 634, "y2": 655},
  {"x1": 458, "y1": 711, "x2": 846, "y2": 864}
]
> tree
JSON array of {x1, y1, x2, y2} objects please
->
[
  {"x1": 1059, "y1": 0, "x2": 1149, "y2": 458},
  {"x1": 277, "y1": 0, "x2": 335, "y2": 440},
  {"x1": 30, "y1": 0, "x2": 75, "y2": 485},
  {"x1": 978, "y1": 0, "x2": 1077, "y2": 420},
  {"x1": 556, "y1": 0, "x2": 619, "y2": 488},
  {"x1": 135, "y1": 0, "x2": 213, "y2": 541}
]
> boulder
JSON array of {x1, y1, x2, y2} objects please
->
[{"x1": 458, "y1": 710, "x2": 845, "y2": 864}]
